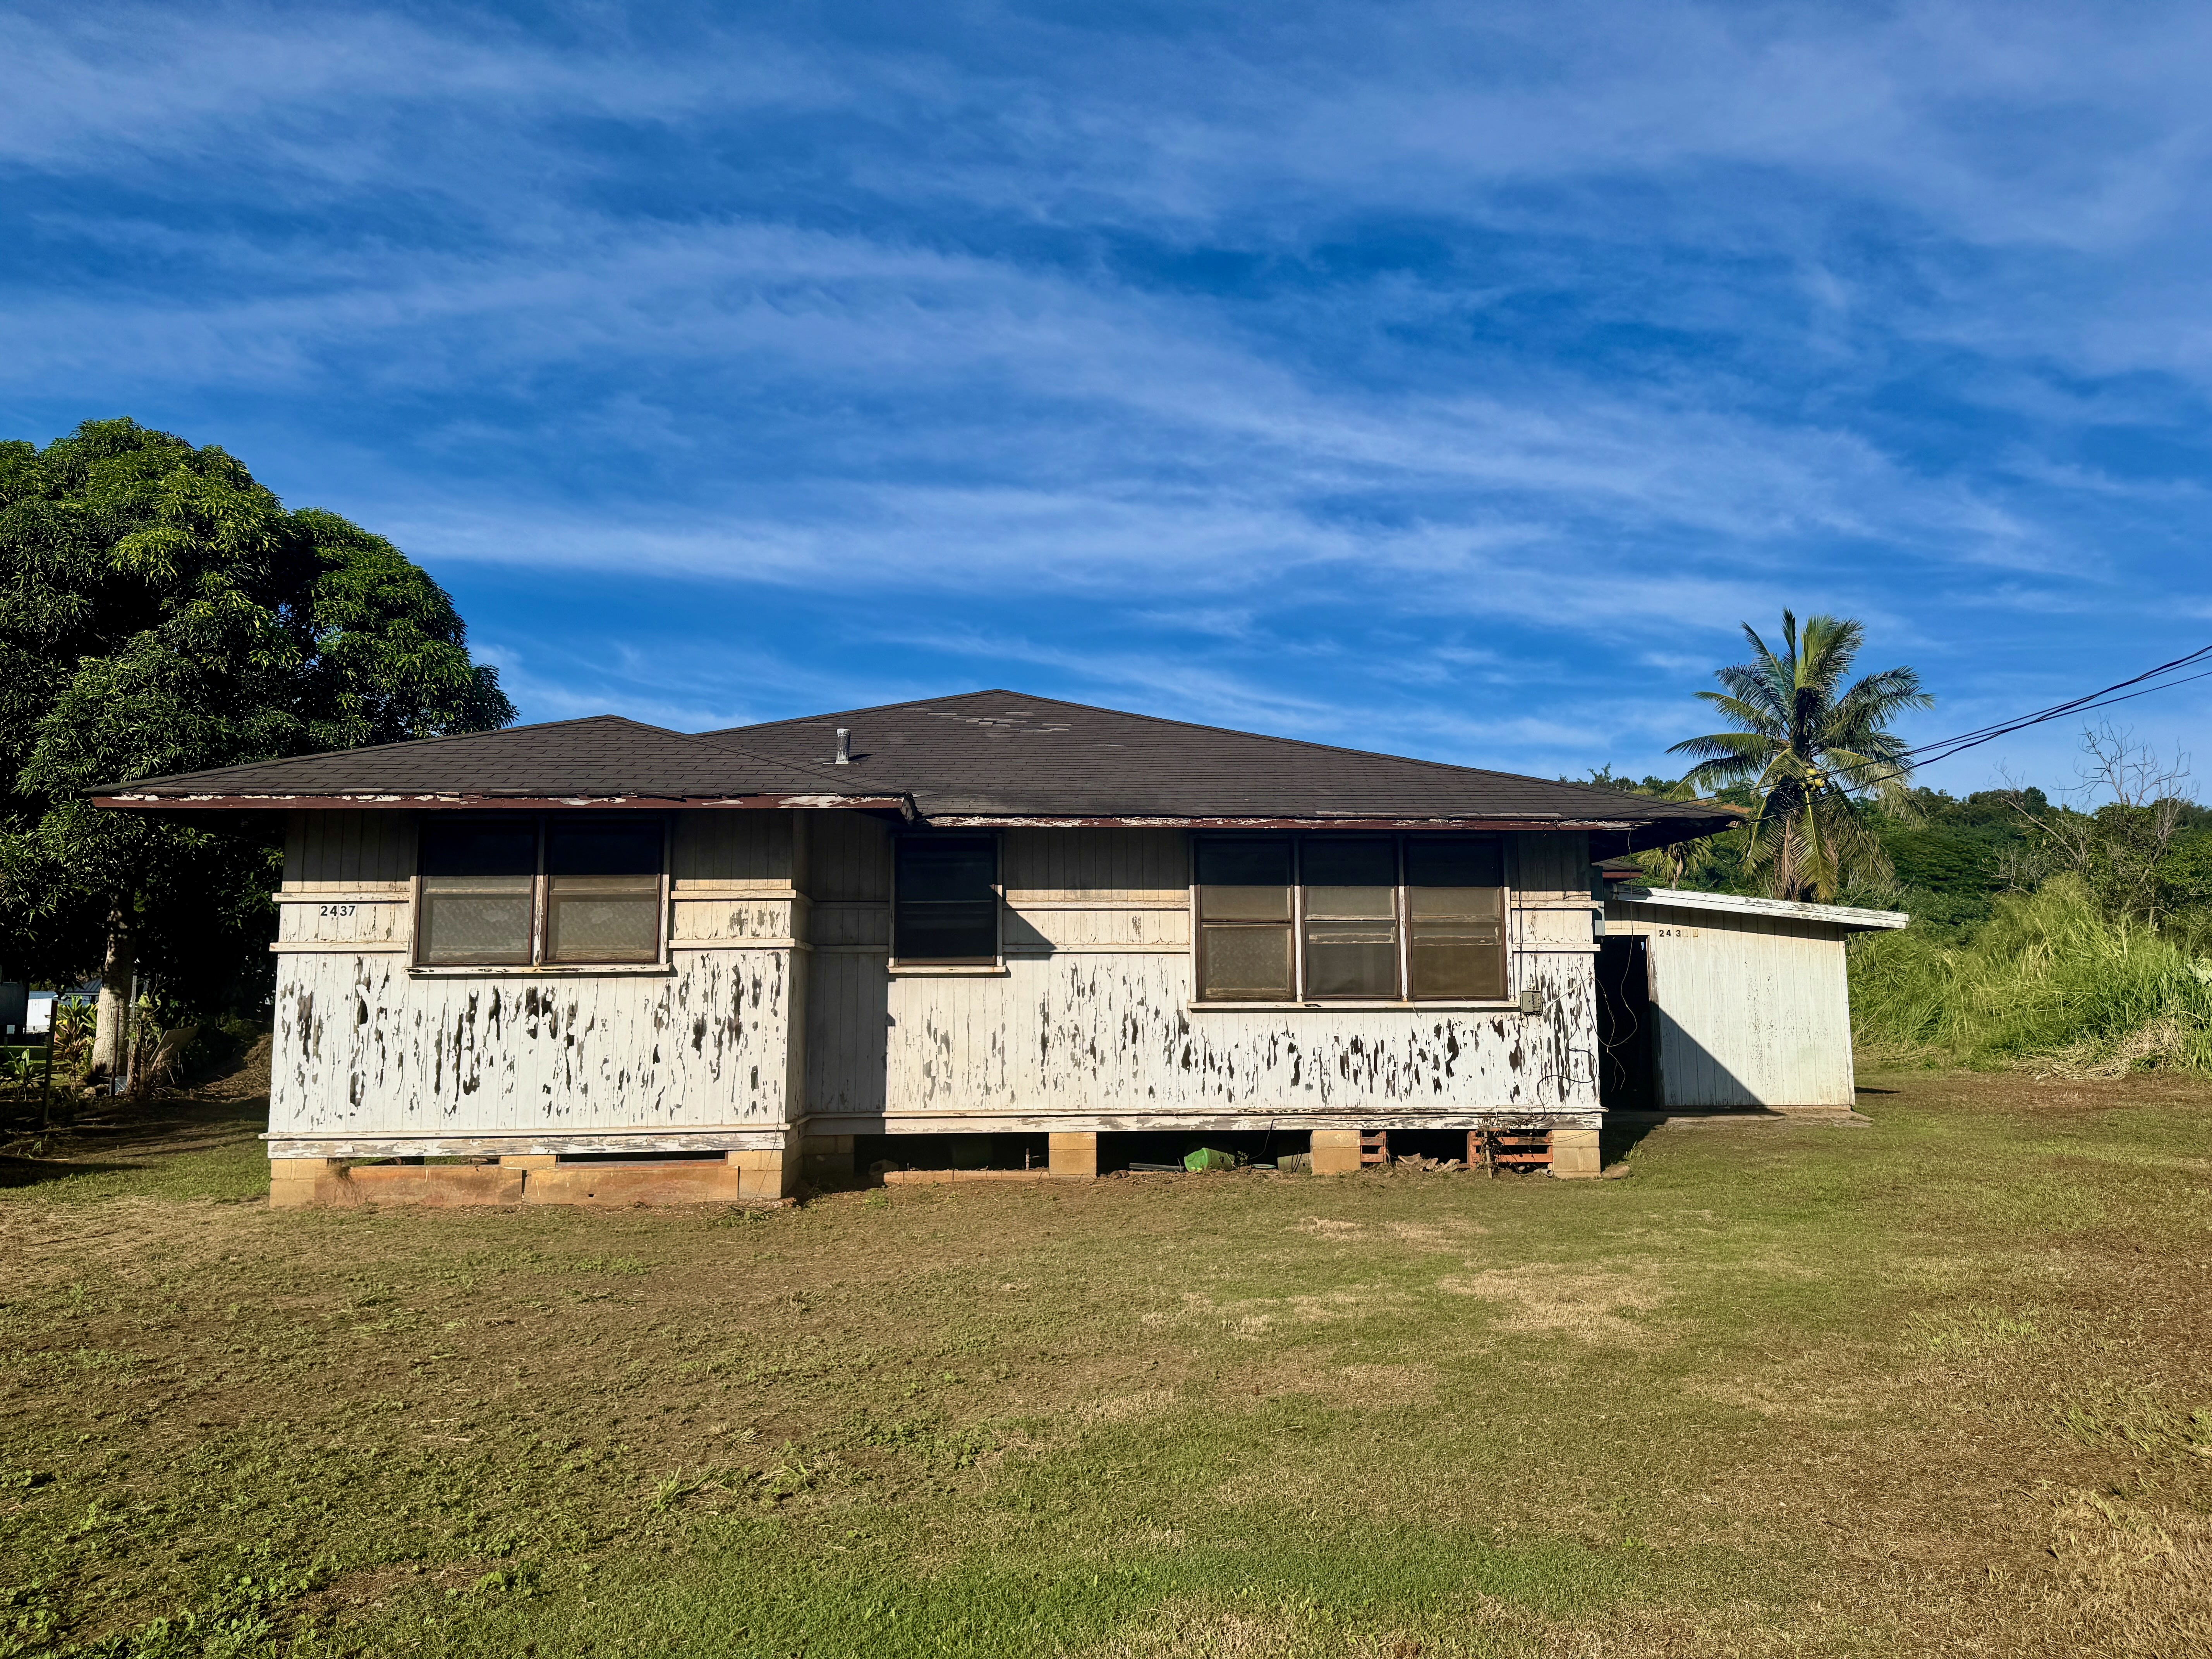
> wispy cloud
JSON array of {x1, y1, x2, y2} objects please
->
[{"x1": 6, "y1": 0, "x2": 2212, "y2": 787}]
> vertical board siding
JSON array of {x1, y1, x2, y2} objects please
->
[
  {"x1": 269, "y1": 950, "x2": 800, "y2": 1135},
  {"x1": 1604, "y1": 900, "x2": 1855, "y2": 1107},
  {"x1": 672, "y1": 814, "x2": 794, "y2": 889},
  {"x1": 285, "y1": 810, "x2": 414, "y2": 892},
  {"x1": 868, "y1": 951, "x2": 1596, "y2": 1120},
  {"x1": 271, "y1": 808, "x2": 807, "y2": 1140},
  {"x1": 804, "y1": 826, "x2": 1601, "y2": 1124}
]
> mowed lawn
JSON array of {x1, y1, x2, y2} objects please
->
[{"x1": 3, "y1": 1078, "x2": 2210, "y2": 1658}]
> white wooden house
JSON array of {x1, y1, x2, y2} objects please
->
[{"x1": 97, "y1": 691, "x2": 1745, "y2": 1204}]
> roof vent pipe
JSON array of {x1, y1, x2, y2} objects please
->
[{"x1": 834, "y1": 728, "x2": 851, "y2": 765}]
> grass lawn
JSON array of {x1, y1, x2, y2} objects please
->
[{"x1": 3, "y1": 1076, "x2": 2210, "y2": 1658}]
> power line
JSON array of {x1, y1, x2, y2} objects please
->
[
  {"x1": 1692, "y1": 643, "x2": 2212, "y2": 805},
  {"x1": 1895, "y1": 643, "x2": 2212, "y2": 767}
]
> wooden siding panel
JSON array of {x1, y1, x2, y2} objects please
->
[
  {"x1": 283, "y1": 811, "x2": 415, "y2": 896},
  {"x1": 857, "y1": 951, "x2": 1597, "y2": 1124},
  {"x1": 672, "y1": 813, "x2": 793, "y2": 890},
  {"x1": 269, "y1": 949, "x2": 800, "y2": 1137},
  {"x1": 807, "y1": 811, "x2": 893, "y2": 903},
  {"x1": 1003, "y1": 828, "x2": 1185, "y2": 900},
  {"x1": 1606, "y1": 900, "x2": 1856, "y2": 1108}
]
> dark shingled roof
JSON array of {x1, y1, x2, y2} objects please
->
[
  {"x1": 97, "y1": 716, "x2": 864, "y2": 804},
  {"x1": 94, "y1": 691, "x2": 1734, "y2": 850},
  {"x1": 697, "y1": 691, "x2": 1733, "y2": 847}
]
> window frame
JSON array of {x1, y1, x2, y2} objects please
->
[
  {"x1": 410, "y1": 812, "x2": 672, "y2": 974},
  {"x1": 1190, "y1": 831, "x2": 1512, "y2": 1006},
  {"x1": 888, "y1": 829, "x2": 1005, "y2": 972}
]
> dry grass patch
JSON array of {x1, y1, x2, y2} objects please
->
[{"x1": 1437, "y1": 1266, "x2": 1673, "y2": 1343}]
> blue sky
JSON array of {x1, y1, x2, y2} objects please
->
[{"x1": 8, "y1": 2, "x2": 2212, "y2": 795}]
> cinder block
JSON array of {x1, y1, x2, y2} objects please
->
[
  {"x1": 268, "y1": 1157, "x2": 339, "y2": 1209},
  {"x1": 523, "y1": 1161, "x2": 744, "y2": 1206},
  {"x1": 731, "y1": 1145, "x2": 800, "y2": 1201},
  {"x1": 1048, "y1": 1131, "x2": 1097, "y2": 1179},
  {"x1": 1309, "y1": 1129, "x2": 1365, "y2": 1175},
  {"x1": 1549, "y1": 1128, "x2": 1602, "y2": 1180}
]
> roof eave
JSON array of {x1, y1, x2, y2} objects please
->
[
  {"x1": 92, "y1": 791, "x2": 917, "y2": 817},
  {"x1": 921, "y1": 812, "x2": 1731, "y2": 832}
]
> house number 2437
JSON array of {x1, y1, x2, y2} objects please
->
[{"x1": 317, "y1": 903, "x2": 357, "y2": 918}]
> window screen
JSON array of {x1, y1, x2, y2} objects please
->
[
  {"x1": 1192, "y1": 832, "x2": 1508, "y2": 1003},
  {"x1": 544, "y1": 820, "x2": 663, "y2": 964},
  {"x1": 895, "y1": 836, "x2": 1000, "y2": 962},
  {"x1": 1196, "y1": 838, "x2": 1293, "y2": 1000},
  {"x1": 419, "y1": 821, "x2": 538, "y2": 966},
  {"x1": 1406, "y1": 837, "x2": 1506, "y2": 999},
  {"x1": 1300, "y1": 838, "x2": 1400, "y2": 998}
]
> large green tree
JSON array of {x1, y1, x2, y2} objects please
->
[
  {"x1": 0, "y1": 418, "x2": 513, "y2": 1071},
  {"x1": 1669, "y1": 610, "x2": 1929, "y2": 902}
]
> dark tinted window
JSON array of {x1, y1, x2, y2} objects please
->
[{"x1": 895, "y1": 836, "x2": 999, "y2": 962}]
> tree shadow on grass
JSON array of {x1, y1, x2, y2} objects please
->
[{"x1": 0, "y1": 1095, "x2": 269, "y2": 1190}]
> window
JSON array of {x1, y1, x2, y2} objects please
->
[
  {"x1": 1194, "y1": 834, "x2": 1507, "y2": 1003},
  {"x1": 417, "y1": 816, "x2": 665, "y2": 968},
  {"x1": 894, "y1": 835, "x2": 999, "y2": 963}
]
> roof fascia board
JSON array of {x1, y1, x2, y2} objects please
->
[
  {"x1": 93, "y1": 793, "x2": 916, "y2": 816},
  {"x1": 925, "y1": 814, "x2": 1690, "y2": 830},
  {"x1": 1611, "y1": 884, "x2": 1910, "y2": 931}
]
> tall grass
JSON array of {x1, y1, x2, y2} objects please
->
[{"x1": 1851, "y1": 874, "x2": 2212, "y2": 1073}]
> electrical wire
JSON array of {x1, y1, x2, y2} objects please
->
[{"x1": 1826, "y1": 646, "x2": 2212, "y2": 798}]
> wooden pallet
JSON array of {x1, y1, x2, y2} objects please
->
[
  {"x1": 1359, "y1": 1129, "x2": 1390, "y2": 1167},
  {"x1": 1468, "y1": 1129, "x2": 1552, "y2": 1177}
]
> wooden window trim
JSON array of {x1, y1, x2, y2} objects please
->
[{"x1": 410, "y1": 813, "x2": 670, "y2": 974}]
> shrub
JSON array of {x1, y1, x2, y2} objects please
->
[{"x1": 1851, "y1": 874, "x2": 2212, "y2": 1073}]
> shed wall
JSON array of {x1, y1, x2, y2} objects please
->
[{"x1": 1601, "y1": 899, "x2": 1855, "y2": 1107}]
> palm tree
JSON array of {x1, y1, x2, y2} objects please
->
[{"x1": 1668, "y1": 611, "x2": 1929, "y2": 902}]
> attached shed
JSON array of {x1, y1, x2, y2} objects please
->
[{"x1": 1596, "y1": 885, "x2": 1908, "y2": 1111}]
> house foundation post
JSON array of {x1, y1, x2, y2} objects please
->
[
  {"x1": 1309, "y1": 1130, "x2": 1364, "y2": 1175},
  {"x1": 1048, "y1": 1132, "x2": 1097, "y2": 1179},
  {"x1": 733, "y1": 1141, "x2": 802, "y2": 1201},
  {"x1": 269, "y1": 1157, "x2": 340, "y2": 1209},
  {"x1": 1549, "y1": 1127, "x2": 1602, "y2": 1179}
]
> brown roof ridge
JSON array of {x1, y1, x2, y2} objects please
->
[{"x1": 701, "y1": 689, "x2": 1717, "y2": 818}]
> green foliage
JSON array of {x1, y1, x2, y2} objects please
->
[
  {"x1": 0, "y1": 418, "x2": 512, "y2": 1012},
  {"x1": 1870, "y1": 787, "x2": 2049, "y2": 938},
  {"x1": 1850, "y1": 875, "x2": 2212, "y2": 1072},
  {"x1": 1671, "y1": 609, "x2": 1930, "y2": 901}
]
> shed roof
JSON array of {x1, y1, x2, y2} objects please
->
[
  {"x1": 1608, "y1": 884, "x2": 1910, "y2": 931},
  {"x1": 93, "y1": 689, "x2": 1735, "y2": 849}
]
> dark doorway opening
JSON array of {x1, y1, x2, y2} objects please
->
[{"x1": 1596, "y1": 934, "x2": 1654, "y2": 1112}]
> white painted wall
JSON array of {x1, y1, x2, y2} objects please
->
[
  {"x1": 269, "y1": 809, "x2": 1611, "y2": 1151},
  {"x1": 805, "y1": 821, "x2": 1603, "y2": 1131},
  {"x1": 269, "y1": 810, "x2": 805, "y2": 1148}
]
